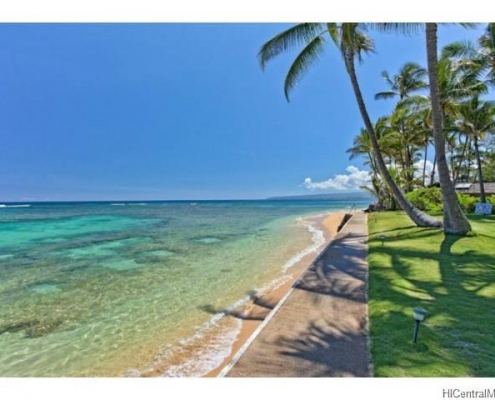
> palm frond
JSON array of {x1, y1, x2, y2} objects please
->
[
  {"x1": 326, "y1": 23, "x2": 340, "y2": 47},
  {"x1": 283, "y1": 35, "x2": 327, "y2": 101},
  {"x1": 458, "y1": 23, "x2": 478, "y2": 29},
  {"x1": 479, "y1": 23, "x2": 495, "y2": 50},
  {"x1": 442, "y1": 40, "x2": 478, "y2": 60},
  {"x1": 367, "y1": 23, "x2": 423, "y2": 36},
  {"x1": 380, "y1": 70, "x2": 394, "y2": 87},
  {"x1": 258, "y1": 23, "x2": 324, "y2": 70},
  {"x1": 336, "y1": 24, "x2": 375, "y2": 62},
  {"x1": 375, "y1": 91, "x2": 397, "y2": 101},
  {"x1": 398, "y1": 95, "x2": 431, "y2": 114}
]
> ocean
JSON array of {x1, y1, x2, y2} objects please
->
[{"x1": 0, "y1": 196, "x2": 371, "y2": 377}]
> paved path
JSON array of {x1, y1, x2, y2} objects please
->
[{"x1": 223, "y1": 212, "x2": 371, "y2": 377}]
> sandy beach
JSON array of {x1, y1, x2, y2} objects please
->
[{"x1": 204, "y1": 211, "x2": 347, "y2": 377}]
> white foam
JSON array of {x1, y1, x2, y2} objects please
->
[
  {"x1": 110, "y1": 203, "x2": 126, "y2": 206},
  {"x1": 280, "y1": 218, "x2": 326, "y2": 273},
  {"x1": 127, "y1": 214, "x2": 331, "y2": 377},
  {"x1": 132, "y1": 296, "x2": 250, "y2": 378},
  {"x1": 0, "y1": 204, "x2": 31, "y2": 208},
  {"x1": 246, "y1": 217, "x2": 327, "y2": 299},
  {"x1": 161, "y1": 319, "x2": 242, "y2": 377}
]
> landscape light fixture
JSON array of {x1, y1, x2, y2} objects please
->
[
  {"x1": 412, "y1": 307, "x2": 427, "y2": 344},
  {"x1": 380, "y1": 235, "x2": 385, "y2": 245}
]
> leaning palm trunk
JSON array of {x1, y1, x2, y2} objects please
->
[
  {"x1": 473, "y1": 135, "x2": 486, "y2": 203},
  {"x1": 426, "y1": 23, "x2": 471, "y2": 234},
  {"x1": 344, "y1": 51, "x2": 442, "y2": 228}
]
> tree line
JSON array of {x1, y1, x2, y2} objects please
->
[{"x1": 259, "y1": 23, "x2": 495, "y2": 236}]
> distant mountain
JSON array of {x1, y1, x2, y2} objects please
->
[{"x1": 266, "y1": 192, "x2": 374, "y2": 201}]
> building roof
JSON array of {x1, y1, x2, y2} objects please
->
[{"x1": 455, "y1": 183, "x2": 495, "y2": 195}]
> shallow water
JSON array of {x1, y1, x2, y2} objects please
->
[{"x1": 0, "y1": 198, "x2": 370, "y2": 376}]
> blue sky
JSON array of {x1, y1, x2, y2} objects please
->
[{"x1": 0, "y1": 23, "x2": 486, "y2": 201}]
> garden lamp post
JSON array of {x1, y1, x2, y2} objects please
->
[
  {"x1": 380, "y1": 235, "x2": 385, "y2": 245},
  {"x1": 412, "y1": 307, "x2": 427, "y2": 343}
]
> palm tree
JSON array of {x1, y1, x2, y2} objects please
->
[
  {"x1": 404, "y1": 108, "x2": 434, "y2": 187},
  {"x1": 426, "y1": 23, "x2": 471, "y2": 234},
  {"x1": 346, "y1": 128, "x2": 378, "y2": 179},
  {"x1": 347, "y1": 118, "x2": 404, "y2": 208},
  {"x1": 259, "y1": 23, "x2": 442, "y2": 228},
  {"x1": 456, "y1": 96, "x2": 495, "y2": 202},
  {"x1": 375, "y1": 62, "x2": 428, "y2": 101},
  {"x1": 375, "y1": 62, "x2": 428, "y2": 192},
  {"x1": 442, "y1": 23, "x2": 495, "y2": 87},
  {"x1": 369, "y1": 22, "x2": 479, "y2": 234},
  {"x1": 401, "y1": 53, "x2": 485, "y2": 186}
]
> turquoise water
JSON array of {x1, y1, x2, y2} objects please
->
[{"x1": 0, "y1": 197, "x2": 370, "y2": 377}]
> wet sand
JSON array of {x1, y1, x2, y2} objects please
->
[{"x1": 204, "y1": 211, "x2": 347, "y2": 377}]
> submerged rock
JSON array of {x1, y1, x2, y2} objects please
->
[
  {"x1": 194, "y1": 237, "x2": 222, "y2": 244},
  {"x1": 30, "y1": 283, "x2": 62, "y2": 294}
]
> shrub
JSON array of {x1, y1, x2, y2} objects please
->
[
  {"x1": 486, "y1": 195, "x2": 495, "y2": 205},
  {"x1": 405, "y1": 187, "x2": 443, "y2": 213},
  {"x1": 406, "y1": 188, "x2": 495, "y2": 214},
  {"x1": 457, "y1": 193, "x2": 477, "y2": 213}
]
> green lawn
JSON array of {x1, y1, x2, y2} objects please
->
[{"x1": 368, "y1": 212, "x2": 495, "y2": 377}]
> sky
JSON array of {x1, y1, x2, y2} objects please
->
[{"x1": 0, "y1": 23, "x2": 486, "y2": 201}]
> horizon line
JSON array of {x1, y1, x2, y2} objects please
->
[{"x1": 0, "y1": 192, "x2": 371, "y2": 204}]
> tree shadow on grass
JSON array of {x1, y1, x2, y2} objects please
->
[
  {"x1": 370, "y1": 230, "x2": 495, "y2": 376},
  {"x1": 468, "y1": 214, "x2": 495, "y2": 222}
]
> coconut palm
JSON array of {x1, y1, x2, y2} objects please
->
[
  {"x1": 390, "y1": 107, "x2": 428, "y2": 191},
  {"x1": 259, "y1": 23, "x2": 442, "y2": 228},
  {"x1": 400, "y1": 52, "x2": 486, "y2": 186},
  {"x1": 346, "y1": 128, "x2": 378, "y2": 178},
  {"x1": 404, "y1": 108, "x2": 434, "y2": 186},
  {"x1": 347, "y1": 118, "x2": 404, "y2": 207},
  {"x1": 375, "y1": 62, "x2": 429, "y2": 192},
  {"x1": 455, "y1": 96, "x2": 495, "y2": 202},
  {"x1": 371, "y1": 22, "x2": 480, "y2": 233},
  {"x1": 442, "y1": 23, "x2": 495, "y2": 87},
  {"x1": 375, "y1": 62, "x2": 428, "y2": 101},
  {"x1": 426, "y1": 23, "x2": 472, "y2": 234}
]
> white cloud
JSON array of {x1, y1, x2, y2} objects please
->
[
  {"x1": 414, "y1": 160, "x2": 436, "y2": 184},
  {"x1": 302, "y1": 166, "x2": 371, "y2": 191}
]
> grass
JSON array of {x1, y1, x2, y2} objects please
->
[{"x1": 368, "y1": 211, "x2": 495, "y2": 377}]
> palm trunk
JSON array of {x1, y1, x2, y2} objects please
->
[
  {"x1": 426, "y1": 23, "x2": 471, "y2": 234},
  {"x1": 473, "y1": 134, "x2": 486, "y2": 203},
  {"x1": 401, "y1": 120, "x2": 413, "y2": 192},
  {"x1": 408, "y1": 146, "x2": 414, "y2": 191},
  {"x1": 344, "y1": 51, "x2": 442, "y2": 228},
  {"x1": 422, "y1": 143, "x2": 428, "y2": 187},
  {"x1": 467, "y1": 151, "x2": 473, "y2": 182},
  {"x1": 453, "y1": 135, "x2": 470, "y2": 184},
  {"x1": 430, "y1": 154, "x2": 437, "y2": 185},
  {"x1": 368, "y1": 151, "x2": 378, "y2": 179}
]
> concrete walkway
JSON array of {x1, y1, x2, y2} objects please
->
[{"x1": 223, "y1": 212, "x2": 371, "y2": 377}]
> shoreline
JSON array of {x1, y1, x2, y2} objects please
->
[
  {"x1": 137, "y1": 209, "x2": 348, "y2": 377},
  {"x1": 203, "y1": 210, "x2": 347, "y2": 377}
]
